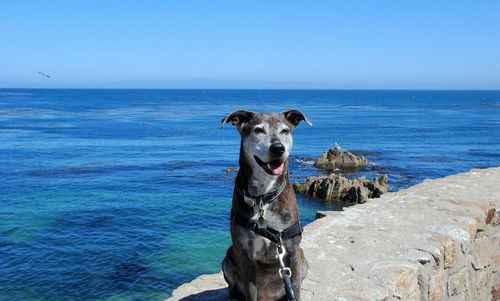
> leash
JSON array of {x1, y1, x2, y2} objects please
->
[{"x1": 276, "y1": 236, "x2": 298, "y2": 301}]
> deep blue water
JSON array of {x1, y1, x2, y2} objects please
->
[{"x1": 0, "y1": 89, "x2": 499, "y2": 300}]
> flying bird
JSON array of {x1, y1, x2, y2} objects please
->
[{"x1": 38, "y1": 72, "x2": 51, "y2": 79}]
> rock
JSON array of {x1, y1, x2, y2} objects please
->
[
  {"x1": 491, "y1": 275, "x2": 500, "y2": 301},
  {"x1": 428, "y1": 235, "x2": 457, "y2": 269},
  {"x1": 471, "y1": 236, "x2": 493, "y2": 270},
  {"x1": 303, "y1": 156, "x2": 315, "y2": 163},
  {"x1": 428, "y1": 270, "x2": 445, "y2": 301},
  {"x1": 447, "y1": 268, "x2": 471, "y2": 298},
  {"x1": 224, "y1": 167, "x2": 238, "y2": 173},
  {"x1": 315, "y1": 211, "x2": 328, "y2": 219},
  {"x1": 315, "y1": 146, "x2": 368, "y2": 170},
  {"x1": 293, "y1": 173, "x2": 388, "y2": 204},
  {"x1": 167, "y1": 272, "x2": 228, "y2": 301}
]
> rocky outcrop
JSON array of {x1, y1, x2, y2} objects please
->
[
  {"x1": 315, "y1": 146, "x2": 368, "y2": 170},
  {"x1": 293, "y1": 173, "x2": 388, "y2": 204},
  {"x1": 166, "y1": 167, "x2": 500, "y2": 301}
]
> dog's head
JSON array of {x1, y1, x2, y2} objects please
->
[{"x1": 221, "y1": 109, "x2": 312, "y2": 176}]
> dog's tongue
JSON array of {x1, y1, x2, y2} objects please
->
[{"x1": 270, "y1": 162, "x2": 285, "y2": 175}]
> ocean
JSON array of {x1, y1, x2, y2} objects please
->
[{"x1": 0, "y1": 89, "x2": 499, "y2": 300}]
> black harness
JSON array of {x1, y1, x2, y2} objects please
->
[
  {"x1": 230, "y1": 210, "x2": 303, "y2": 244},
  {"x1": 230, "y1": 180, "x2": 303, "y2": 244}
]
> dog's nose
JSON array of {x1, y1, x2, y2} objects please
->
[{"x1": 270, "y1": 143, "x2": 285, "y2": 155}]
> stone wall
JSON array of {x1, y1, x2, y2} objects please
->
[{"x1": 166, "y1": 167, "x2": 500, "y2": 301}]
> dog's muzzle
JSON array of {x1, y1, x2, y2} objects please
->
[{"x1": 254, "y1": 155, "x2": 286, "y2": 175}]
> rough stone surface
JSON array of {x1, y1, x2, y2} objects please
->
[
  {"x1": 491, "y1": 273, "x2": 500, "y2": 301},
  {"x1": 167, "y1": 273, "x2": 229, "y2": 301},
  {"x1": 428, "y1": 271, "x2": 445, "y2": 301},
  {"x1": 314, "y1": 146, "x2": 369, "y2": 170},
  {"x1": 471, "y1": 236, "x2": 493, "y2": 270},
  {"x1": 293, "y1": 173, "x2": 388, "y2": 204},
  {"x1": 428, "y1": 235, "x2": 457, "y2": 269},
  {"x1": 166, "y1": 167, "x2": 500, "y2": 301},
  {"x1": 447, "y1": 268, "x2": 471, "y2": 298}
]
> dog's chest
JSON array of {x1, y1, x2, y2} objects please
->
[
  {"x1": 244, "y1": 198, "x2": 281, "y2": 228},
  {"x1": 243, "y1": 203, "x2": 284, "y2": 261},
  {"x1": 246, "y1": 232, "x2": 274, "y2": 262}
]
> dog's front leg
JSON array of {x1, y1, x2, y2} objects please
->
[
  {"x1": 246, "y1": 281, "x2": 258, "y2": 301},
  {"x1": 288, "y1": 246, "x2": 308, "y2": 300},
  {"x1": 241, "y1": 254, "x2": 258, "y2": 301}
]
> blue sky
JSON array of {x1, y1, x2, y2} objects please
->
[{"x1": 1, "y1": 1, "x2": 499, "y2": 89}]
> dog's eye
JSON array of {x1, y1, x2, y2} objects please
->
[
  {"x1": 280, "y1": 128, "x2": 290, "y2": 134},
  {"x1": 253, "y1": 128, "x2": 265, "y2": 134}
]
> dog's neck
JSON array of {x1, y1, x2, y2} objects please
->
[{"x1": 238, "y1": 149, "x2": 287, "y2": 197}]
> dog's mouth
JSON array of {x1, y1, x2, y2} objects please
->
[{"x1": 254, "y1": 156, "x2": 285, "y2": 175}]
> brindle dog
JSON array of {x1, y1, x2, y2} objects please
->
[{"x1": 221, "y1": 109, "x2": 311, "y2": 301}]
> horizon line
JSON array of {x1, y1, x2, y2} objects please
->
[{"x1": 1, "y1": 87, "x2": 499, "y2": 91}]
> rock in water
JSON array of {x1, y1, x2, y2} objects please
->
[
  {"x1": 293, "y1": 174, "x2": 388, "y2": 204},
  {"x1": 224, "y1": 167, "x2": 239, "y2": 173},
  {"x1": 315, "y1": 146, "x2": 368, "y2": 170}
]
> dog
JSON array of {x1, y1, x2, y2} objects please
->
[{"x1": 221, "y1": 109, "x2": 311, "y2": 301}]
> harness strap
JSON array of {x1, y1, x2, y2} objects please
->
[
  {"x1": 236, "y1": 179, "x2": 287, "y2": 209},
  {"x1": 230, "y1": 209, "x2": 303, "y2": 244}
]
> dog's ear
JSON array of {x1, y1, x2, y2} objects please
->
[
  {"x1": 282, "y1": 109, "x2": 312, "y2": 127},
  {"x1": 221, "y1": 110, "x2": 254, "y2": 129}
]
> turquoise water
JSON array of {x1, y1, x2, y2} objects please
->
[{"x1": 0, "y1": 89, "x2": 499, "y2": 300}]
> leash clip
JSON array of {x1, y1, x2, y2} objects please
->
[
  {"x1": 276, "y1": 238, "x2": 298, "y2": 300},
  {"x1": 276, "y1": 239, "x2": 292, "y2": 279},
  {"x1": 279, "y1": 267, "x2": 292, "y2": 279}
]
